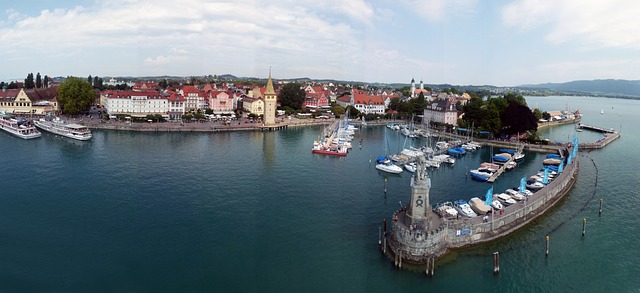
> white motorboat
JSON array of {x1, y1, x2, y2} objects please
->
[
  {"x1": 526, "y1": 180, "x2": 545, "y2": 190},
  {"x1": 0, "y1": 115, "x2": 41, "y2": 139},
  {"x1": 433, "y1": 202, "x2": 458, "y2": 218},
  {"x1": 453, "y1": 200, "x2": 478, "y2": 217},
  {"x1": 404, "y1": 162, "x2": 416, "y2": 173},
  {"x1": 34, "y1": 116, "x2": 92, "y2": 141},
  {"x1": 376, "y1": 160, "x2": 403, "y2": 174},
  {"x1": 491, "y1": 200, "x2": 504, "y2": 210},
  {"x1": 496, "y1": 193, "x2": 517, "y2": 206},
  {"x1": 514, "y1": 153, "x2": 525, "y2": 162},
  {"x1": 505, "y1": 189, "x2": 525, "y2": 201},
  {"x1": 470, "y1": 169, "x2": 493, "y2": 181}
]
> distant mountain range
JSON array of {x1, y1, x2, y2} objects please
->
[{"x1": 520, "y1": 79, "x2": 640, "y2": 98}]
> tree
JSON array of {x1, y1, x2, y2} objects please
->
[
  {"x1": 331, "y1": 103, "x2": 345, "y2": 117},
  {"x1": 44, "y1": 75, "x2": 49, "y2": 88},
  {"x1": 410, "y1": 92, "x2": 427, "y2": 114},
  {"x1": 533, "y1": 108, "x2": 542, "y2": 120},
  {"x1": 277, "y1": 83, "x2": 306, "y2": 110},
  {"x1": 25, "y1": 73, "x2": 35, "y2": 89},
  {"x1": 500, "y1": 100, "x2": 538, "y2": 135},
  {"x1": 57, "y1": 77, "x2": 95, "y2": 114},
  {"x1": 93, "y1": 76, "x2": 99, "y2": 88},
  {"x1": 87, "y1": 75, "x2": 93, "y2": 85},
  {"x1": 36, "y1": 72, "x2": 42, "y2": 88}
]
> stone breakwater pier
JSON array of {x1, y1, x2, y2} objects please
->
[{"x1": 380, "y1": 144, "x2": 578, "y2": 271}]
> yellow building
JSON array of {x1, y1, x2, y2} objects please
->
[
  {"x1": 242, "y1": 97, "x2": 264, "y2": 115},
  {"x1": 0, "y1": 88, "x2": 59, "y2": 115}
]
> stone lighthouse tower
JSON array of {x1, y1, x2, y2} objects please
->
[
  {"x1": 407, "y1": 156, "x2": 431, "y2": 228},
  {"x1": 263, "y1": 70, "x2": 277, "y2": 126}
]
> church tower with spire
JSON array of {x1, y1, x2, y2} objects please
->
[
  {"x1": 263, "y1": 70, "x2": 277, "y2": 126},
  {"x1": 410, "y1": 78, "x2": 416, "y2": 98}
]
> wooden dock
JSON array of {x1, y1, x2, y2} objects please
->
[{"x1": 487, "y1": 144, "x2": 524, "y2": 183}]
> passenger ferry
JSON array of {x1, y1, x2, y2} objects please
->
[
  {"x1": 0, "y1": 114, "x2": 41, "y2": 139},
  {"x1": 34, "y1": 116, "x2": 92, "y2": 141}
]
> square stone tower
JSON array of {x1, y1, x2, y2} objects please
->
[{"x1": 263, "y1": 72, "x2": 277, "y2": 126}]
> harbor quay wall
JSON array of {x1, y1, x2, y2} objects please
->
[
  {"x1": 536, "y1": 117, "x2": 581, "y2": 129},
  {"x1": 388, "y1": 155, "x2": 578, "y2": 264}
]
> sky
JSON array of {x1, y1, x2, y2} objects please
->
[{"x1": 1, "y1": 0, "x2": 639, "y2": 86}]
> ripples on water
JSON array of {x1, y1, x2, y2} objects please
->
[{"x1": 0, "y1": 96, "x2": 639, "y2": 291}]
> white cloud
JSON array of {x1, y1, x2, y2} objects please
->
[
  {"x1": 398, "y1": 0, "x2": 478, "y2": 22},
  {"x1": 502, "y1": 0, "x2": 640, "y2": 49}
]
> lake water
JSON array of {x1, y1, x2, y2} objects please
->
[{"x1": 0, "y1": 96, "x2": 638, "y2": 291}]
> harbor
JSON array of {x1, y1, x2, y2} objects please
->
[{"x1": 384, "y1": 142, "x2": 579, "y2": 268}]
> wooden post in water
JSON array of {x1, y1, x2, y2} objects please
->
[
  {"x1": 384, "y1": 178, "x2": 388, "y2": 195},
  {"x1": 378, "y1": 226, "x2": 382, "y2": 245},
  {"x1": 398, "y1": 251, "x2": 402, "y2": 269},
  {"x1": 599, "y1": 198, "x2": 603, "y2": 215},
  {"x1": 425, "y1": 258, "x2": 431, "y2": 277},
  {"x1": 582, "y1": 218, "x2": 586, "y2": 237},
  {"x1": 394, "y1": 252, "x2": 398, "y2": 267},
  {"x1": 383, "y1": 237, "x2": 387, "y2": 254},
  {"x1": 545, "y1": 235, "x2": 550, "y2": 256},
  {"x1": 430, "y1": 257, "x2": 435, "y2": 276},
  {"x1": 493, "y1": 252, "x2": 500, "y2": 274}
]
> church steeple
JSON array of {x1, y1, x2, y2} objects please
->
[{"x1": 265, "y1": 69, "x2": 276, "y2": 96}]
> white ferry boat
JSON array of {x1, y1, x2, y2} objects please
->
[
  {"x1": 0, "y1": 115, "x2": 41, "y2": 139},
  {"x1": 34, "y1": 116, "x2": 92, "y2": 141}
]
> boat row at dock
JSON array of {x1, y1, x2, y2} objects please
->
[
  {"x1": 0, "y1": 113, "x2": 92, "y2": 141},
  {"x1": 311, "y1": 119, "x2": 356, "y2": 156}
]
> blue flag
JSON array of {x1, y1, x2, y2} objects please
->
[
  {"x1": 519, "y1": 177, "x2": 526, "y2": 194},
  {"x1": 558, "y1": 161, "x2": 564, "y2": 173},
  {"x1": 543, "y1": 168, "x2": 549, "y2": 184},
  {"x1": 567, "y1": 153, "x2": 572, "y2": 165},
  {"x1": 485, "y1": 187, "x2": 493, "y2": 206}
]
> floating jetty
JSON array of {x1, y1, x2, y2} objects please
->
[
  {"x1": 381, "y1": 144, "x2": 578, "y2": 268},
  {"x1": 576, "y1": 123, "x2": 621, "y2": 150}
]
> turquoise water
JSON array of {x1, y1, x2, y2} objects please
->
[{"x1": 0, "y1": 96, "x2": 637, "y2": 291}]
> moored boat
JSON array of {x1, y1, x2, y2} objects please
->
[
  {"x1": 0, "y1": 114, "x2": 41, "y2": 139},
  {"x1": 470, "y1": 169, "x2": 493, "y2": 181},
  {"x1": 496, "y1": 193, "x2": 517, "y2": 206},
  {"x1": 469, "y1": 197, "x2": 492, "y2": 215},
  {"x1": 33, "y1": 116, "x2": 92, "y2": 141},
  {"x1": 505, "y1": 161, "x2": 517, "y2": 171},
  {"x1": 376, "y1": 160, "x2": 403, "y2": 174},
  {"x1": 453, "y1": 200, "x2": 478, "y2": 217}
]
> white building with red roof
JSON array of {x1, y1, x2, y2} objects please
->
[
  {"x1": 180, "y1": 86, "x2": 205, "y2": 112},
  {"x1": 167, "y1": 92, "x2": 185, "y2": 120},
  {"x1": 336, "y1": 90, "x2": 388, "y2": 115},
  {"x1": 102, "y1": 90, "x2": 169, "y2": 118}
]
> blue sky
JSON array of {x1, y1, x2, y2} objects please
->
[{"x1": 1, "y1": 0, "x2": 638, "y2": 86}]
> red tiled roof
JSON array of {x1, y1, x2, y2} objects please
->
[
  {"x1": 105, "y1": 90, "x2": 166, "y2": 99},
  {"x1": 0, "y1": 89, "x2": 21, "y2": 100},
  {"x1": 353, "y1": 91, "x2": 385, "y2": 105}
]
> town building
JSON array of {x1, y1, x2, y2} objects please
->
[
  {"x1": 302, "y1": 86, "x2": 330, "y2": 110},
  {"x1": 0, "y1": 87, "x2": 59, "y2": 115},
  {"x1": 102, "y1": 90, "x2": 169, "y2": 118},
  {"x1": 423, "y1": 98, "x2": 458, "y2": 126},
  {"x1": 208, "y1": 91, "x2": 234, "y2": 114},
  {"x1": 336, "y1": 90, "x2": 388, "y2": 115}
]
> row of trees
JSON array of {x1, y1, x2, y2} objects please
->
[{"x1": 23, "y1": 72, "x2": 50, "y2": 89}]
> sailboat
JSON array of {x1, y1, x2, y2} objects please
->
[
  {"x1": 601, "y1": 108, "x2": 604, "y2": 115},
  {"x1": 376, "y1": 128, "x2": 403, "y2": 174}
]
